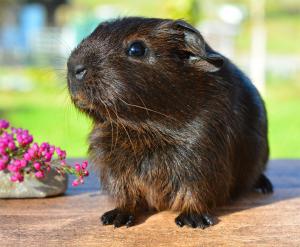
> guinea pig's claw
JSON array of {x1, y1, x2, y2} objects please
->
[
  {"x1": 175, "y1": 212, "x2": 214, "y2": 229},
  {"x1": 101, "y1": 208, "x2": 118, "y2": 225},
  {"x1": 254, "y1": 174, "x2": 273, "y2": 194},
  {"x1": 100, "y1": 208, "x2": 135, "y2": 228}
]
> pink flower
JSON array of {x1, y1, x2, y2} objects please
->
[
  {"x1": 0, "y1": 140, "x2": 8, "y2": 149},
  {"x1": 75, "y1": 164, "x2": 81, "y2": 172},
  {"x1": 33, "y1": 162, "x2": 41, "y2": 170},
  {"x1": 32, "y1": 143, "x2": 39, "y2": 152},
  {"x1": 2, "y1": 155, "x2": 9, "y2": 163},
  {"x1": 72, "y1": 180, "x2": 80, "y2": 187},
  {"x1": 15, "y1": 129, "x2": 33, "y2": 146},
  {"x1": 20, "y1": 159, "x2": 27, "y2": 168},
  {"x1": 56, "y1": 148, "x2": 66, "y2": 159},
  {"x1": 23, "y1": 153, "x2": 32, "y2": 161},
  {"x1": 0, "y1": 155, "x2": 9, "y2": 170},
  {"x1": 1, "y1": 119, "x2": 89, "y2": 187},
  {"x1": 49, "y1": 146, "x2": 55, "y2": 153},
  {"x1": 0, "y1": 119, "x2": 9, "y2": 129},
  {"x1": 7, "y1": 142, "x2": 16, "y2": 150},
  {"x1": 40, "y1": 142, "x2": 50, "y2": 150},
  {"x1": 35, "y1": 171, "x2": 44, "y2": 179},
  {"x1": 27, "y1": 148, "x2": 36, "y2": 158},
  {"x1": 7, "y1": 164, "x2": 20, "y2": 173},
  {"x1": 44, "y1": 152, "x2": 52, "y2": 162},
  {"x1": 0, "y1": 147, "x2": 6, "y2": 155},
  {"x1": 10, "y1": 175, "x2": 18, "y2": 182},
  {"x1": 0, "y1": 160, "x2": 7, "y2": 170},
  {"x1": 27, "y1": 135, "x2": 33, "y2": 144},
  {"x1": 10, "y1": 172, "x2": 24, "y2": 182},
  {"x1": 81, "y1": 161, "x2": 88, "y2": 170}
]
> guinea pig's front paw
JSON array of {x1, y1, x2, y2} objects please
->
[
  {"x1": 175, "y1": 212, "x2": 214, "y2": 229},
  {"x1": 100, "y1": 208, "x2": 135, "y2": 228}
]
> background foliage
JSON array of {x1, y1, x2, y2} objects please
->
[{"x1": 0, "y1": 0, "x2": 299, "y2": 158}]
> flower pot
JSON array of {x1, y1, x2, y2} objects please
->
[{"x1": 0, "y1": 168, "x2": 68, "y2": 198}]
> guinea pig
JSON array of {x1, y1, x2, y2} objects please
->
[{"x1": 67, "y1": 17, "x2": 273, "y2": 228}]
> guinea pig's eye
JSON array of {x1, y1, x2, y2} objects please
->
[{"x1": 127, "y1": 41, "x2": 147, "y2": 57}]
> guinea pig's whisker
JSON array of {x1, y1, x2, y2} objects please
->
[
  {"x1": 118, "y1": 117, "x2": 139, "y2": 164},
  {"x1": 86, "y1": 86, "x2": 94, "y2": 117},
  {"x1": 50, "y1": 36, "x2": 73, "y2": 55},
  {"x1": 111, "y1": 104, "x2": 120, "y2": 153},
  {"x1": 91, "y1": 88, "x2": 116, "y2": 157},
  {"x1": 112, "y1": 97, "x2": 159, "y2": 149},
  {"x1": 114, "y1": 93, "x2": 176, "y2": 122},
  {"x1": 136, "y1": 93, "x2": 150, "y2": 117},
  {"x1": 114, "y1": 91, "x2": 201, "y2": 136},
  {"x1": 102, "y1": 99, "x2": 115, "y2": 156},
  {"x1": 108, "y1": 101, "x2": 139, "y2": 162}
]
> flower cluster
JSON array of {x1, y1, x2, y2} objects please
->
[{"x1": 0, "y1": 119, "x2": 89, "y2": 186}]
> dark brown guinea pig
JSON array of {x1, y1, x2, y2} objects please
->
[{"x1": 67, "y1": 17, "x2": 273, "y2": 228}]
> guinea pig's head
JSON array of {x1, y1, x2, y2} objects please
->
[{"x1": 67, "y1": 17, "x2": 224, "y2": 126}]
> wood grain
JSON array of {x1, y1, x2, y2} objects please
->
[{"x1": 1, "y1": 159, "x2": 300, "y2": 247}]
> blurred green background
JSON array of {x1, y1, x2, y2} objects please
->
[{"x1": 0, "y1": 0, "x2": 299, "y2": 158}]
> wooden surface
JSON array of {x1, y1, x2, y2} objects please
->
[{"x1": 1, "y1": 159, "x2": 300, "y2": 247}]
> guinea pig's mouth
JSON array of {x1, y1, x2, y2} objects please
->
[
  {"x1": 71, "y1": 96, "x2": 107, "y2": 123},
  {"x1": 72, "y1": 96, "x2": 92, "y2": 109},
  {"x1": 74, "y1": 99, "x2": 89, "y2": 109}
]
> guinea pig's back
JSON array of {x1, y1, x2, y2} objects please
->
[{"x1": 220, "y1": 60, "x2": 269, "y2": 197}]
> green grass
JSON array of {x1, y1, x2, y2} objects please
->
[
  {"x1": 1, "y1": 67, "x2": 299, "y2": 158},
  {"x1": 265, "y1": 73, "x2": 300, "y2": 158},
  {"x1": 0, "y1": 68, "x2": 91, "y2": 157}
]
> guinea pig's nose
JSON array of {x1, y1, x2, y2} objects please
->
[{"x1": 74, "y1": 65, "x2": 87, "y2": 81}]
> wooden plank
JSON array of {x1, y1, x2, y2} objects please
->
[{"x1": 1, "y1": 160, "x2": 300, "y2": 246}]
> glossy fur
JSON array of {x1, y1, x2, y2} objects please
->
[{"x1": 67, "y1": 17, "x2": 273, "y2": 228}]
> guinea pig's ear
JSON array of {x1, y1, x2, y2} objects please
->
[{"x1": 173, "y1": 20, "x2": 224, "y2": 72}]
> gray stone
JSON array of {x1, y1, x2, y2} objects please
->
[{"x1": 0, "y1": 168, "x2": 68, "y2": 198}]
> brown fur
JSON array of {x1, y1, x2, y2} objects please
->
[{"x1": 67, "y1": 17, "x2": 272, "y2": 228}]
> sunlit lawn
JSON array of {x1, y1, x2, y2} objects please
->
[
  {"x1": 265, "y1": 73, "x2": 300, "y2": 158},
  {"x1": 0, "y1": 68, "x2": 91, "y2": 157},
  {"x1": 0, "y1": 67, "x2": 299, "y2": 158}
]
